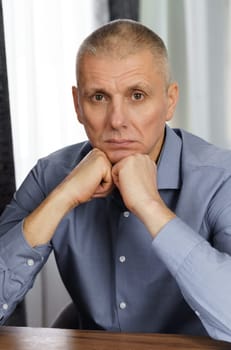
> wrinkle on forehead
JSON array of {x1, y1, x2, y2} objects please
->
[{"x1": 77, "y1": 50, "x2": 168, "y2": 90}]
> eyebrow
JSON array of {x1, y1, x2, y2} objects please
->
[
  {"x1": 127, "y1": 82, "x2": 153, "y2": 94},
  {"x1": 81, "y1": 81, "x2": 153, "y2": 96},
  {"x1": 81, "y1": 87, "x2": 108, "y2": 96}
]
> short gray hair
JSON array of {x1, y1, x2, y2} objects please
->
[{"x1": 76, "y1": 19, "x2": 171, "y2": 85}]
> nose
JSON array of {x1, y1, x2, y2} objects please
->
[{"x1": 108, "y1": 98, "x2": 127, "y2": 129}]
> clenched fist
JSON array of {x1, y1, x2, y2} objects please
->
[{"x1": 58, "y1": 148, "x2": 114, "y2": 209}]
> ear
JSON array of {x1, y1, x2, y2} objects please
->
[
  {"x1": 72, "y1": 86, "x2": 83, "y2": 124},
  {"x1": 165, "y1": 82, "x2": 179, "y2": 122}
]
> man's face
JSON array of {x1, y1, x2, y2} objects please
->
[{"x1": 73, "y1": 50, "x2": 178, "y2": 164}]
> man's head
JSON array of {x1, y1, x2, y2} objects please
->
[{"x1": 72, "y1": 19, "x2": 178, "y2": 164}]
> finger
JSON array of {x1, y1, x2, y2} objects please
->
[{"x1": 93, "y1": 178, "x2": 115, "y2": 198}]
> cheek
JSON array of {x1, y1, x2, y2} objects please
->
[
  {"x1": 79, "y1": 105, "x2": 104, "y2": 132},
  {"x1": 80, "y1": 114, "x2": 106, "y2": 144},
  {"x1": 82, "y1": 120, "x2": 100, "y2": 138},
  {"x1": 136, "y1": 104, "x2": 167, "y2": 130},
  {"x1": 134, "y1": 106, "x2": 167, "y2": 146}
]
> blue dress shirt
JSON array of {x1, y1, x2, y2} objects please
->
[{"x1": 0, "y1": 125, "x2": 231, "y2": 342}]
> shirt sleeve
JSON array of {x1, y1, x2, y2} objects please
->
[
  {"x1": 0, "y1": 220, "x2": 51, "y2": 324},
  {"x1": 0, "y1": 160, "x2": 53, "y2": 324},
  {"x1": 152, "y1": 217, "x2": 231, "y2": 342}
]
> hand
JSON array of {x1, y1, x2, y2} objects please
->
[
  {"x1": 112, "y1": 154, "x2": 175, "y2": 237},
  {"x1": 112, "y1": 154, "x2": 159, "y2": 213},
  {"x1": 24, "y1": 148, "x2": 113, "y2": 247},
  {"x1": 57, "y1": 148, "x2": 113, "y2": 209}
]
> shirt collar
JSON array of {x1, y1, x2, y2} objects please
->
[{"x1": 157, "y1": 125, "x2": 182, "y2": 190}]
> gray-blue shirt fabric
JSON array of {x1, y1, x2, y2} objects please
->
[{"x1": 0, "y1": 125, "x2": 231, "y2": 341}]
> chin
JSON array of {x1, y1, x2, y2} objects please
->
[{"x1": 106, "y1": 151, "x2": 137, "y2": 164}]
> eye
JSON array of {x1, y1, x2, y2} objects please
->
[
  {"x1": 132, "y1": 91, "x2": 144, "y2": 101},
  {"x1": 92, "y1": 93, "x2": 105, "y2": 102}
]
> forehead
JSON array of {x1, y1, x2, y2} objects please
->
[{"x1": 78, "y1": 50, "x2": 165, "y2": 89}]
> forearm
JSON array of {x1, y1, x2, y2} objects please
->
[
  {"x1": 22, "y1": 148, "x2": 113, "y2": 248},
  {"x1": 23, "y1": 187, "x2": 74, "y2": 247}
]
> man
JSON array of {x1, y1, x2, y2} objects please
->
[{"x1": 0, "y1": 19, "x2": 231, "y2": 341}]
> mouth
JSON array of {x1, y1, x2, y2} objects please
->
[
  {"x1": 101, "y1": 139, "x2": 138, "y2": 162},
  {"x1": 105, "y1": 139, "x2": 135, "y2": 147}
]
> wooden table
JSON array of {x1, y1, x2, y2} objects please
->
[{"x1": 0, "y1": 327, "x2": 230, "y2": 350}]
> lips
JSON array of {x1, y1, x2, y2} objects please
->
[
  {"x1": 105, "y1": 139, "x2": 134, "y2": 144},
  {"x1": 105, "y1": 140, "x2": 135, "y2": 148}
]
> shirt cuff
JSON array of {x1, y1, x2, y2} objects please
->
[
  {"x1": 0, "y1": 221, "x2": 52, "y2": 322},
  {"x1": 0, "y1": 221, "x2": 51, "y2": 270},
  {"x1": 152, "y1": 217, "x2": 204, "y2": 276}
]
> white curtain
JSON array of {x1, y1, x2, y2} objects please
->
[
  {"x1": 140, "y1": 0, "x2": 231, "y2": 148},
  {"x1": 2, "y1": 0, "x2": 109, "y2": 326},
  {"x1": 2, "y1": 0, "x2": 102, "y2": 186}
]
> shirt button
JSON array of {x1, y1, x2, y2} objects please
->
[
  {"x1": 123, "y1": 211, "x2": 130, "y2": 218},
  {"x1": 119, "y1": 256, "x2": 126, "y2": 263},
  {"x1": 27, "y1": 259, "x2": 35, "y2": 266},
  {"x1": 119, "y1": 302, "x2": 127, "y2": 310},
  {"x1": 2, "y1": 304, "x2": 8, "y2": 310}
]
